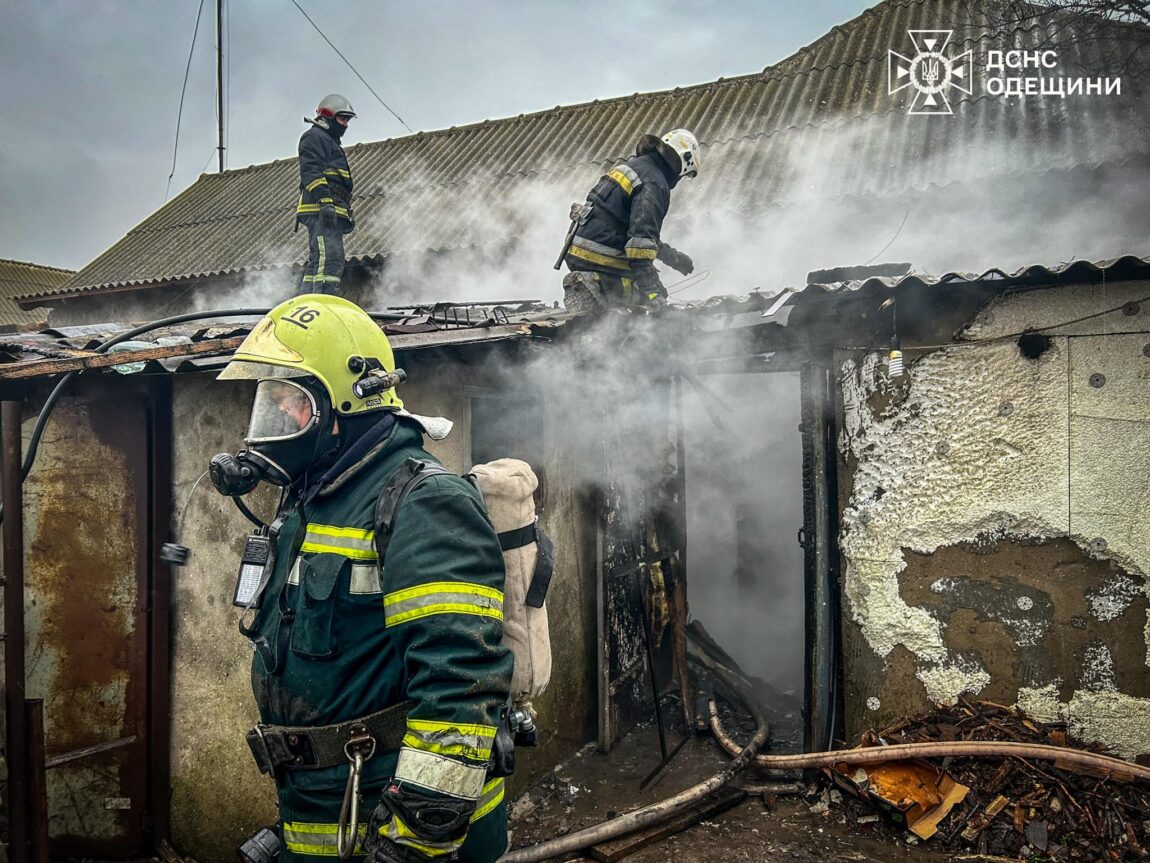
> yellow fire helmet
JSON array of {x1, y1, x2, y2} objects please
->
[{"x1": 218, "y1": 294, "x2": 404, "y2": 414}]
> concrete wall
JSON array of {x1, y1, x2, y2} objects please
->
[
  {"x1": 168, "y1": 349, "x2": 596, "y2": 858},
  {"x1": 837, "y1": 280, "x2": 1150, "y2": 759}
]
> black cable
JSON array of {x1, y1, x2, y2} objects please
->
[
  {"x1": 287, "y1": 0, "x2": 415, "y2": 134},
  {"x1": 863, "y1": 203, "x2": 911, "y2": 266},
  {"x1": 0, "y1": 308, "x2": 270, "y2": 525},
  {"x1": 232, "y1": 496, "x2": 266, "y2": 528},
  {"x1": 165, "y1": 0, "x2": 208, "y2": 203},
  {"x1": 895, "y1": 291, "x2": 1150, "y2": 352}
]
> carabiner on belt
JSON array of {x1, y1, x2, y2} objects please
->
[{"x1": 337, "y1": 727, "x2": 377, "y2": 860}]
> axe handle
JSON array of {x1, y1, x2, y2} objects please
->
[{"x1": 554, "y1": 219, "x2": 578, "y2": 270}]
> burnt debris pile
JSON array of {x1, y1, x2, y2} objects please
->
[{"x1": 818, "y1": 699, "x2": 1150, "y2": 860}]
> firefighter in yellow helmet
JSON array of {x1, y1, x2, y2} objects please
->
[{"x1": 212, "y1": 295, "x2": 513, "y2": 862}]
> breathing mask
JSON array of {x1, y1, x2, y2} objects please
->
[{"x1": 209, "y1": 377, "x2": 338, "y2": 495}]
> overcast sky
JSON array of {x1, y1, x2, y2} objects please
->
[{"x1": 0, "y1": 1, "x2": 873, "y2": 270}]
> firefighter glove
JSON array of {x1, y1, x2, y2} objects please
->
[
  {"x1": 657, "y1": 243, "x2": 694, "y2": 276},
  {"x1": 632, "y1": 261, "x2": 664, "y2": 297},
  {"x1": 363, "y1": 782, "x2": 474, "y2": 862},
  {"x1": 320, "y1": 202, "x2": 340, "y2": 229}
]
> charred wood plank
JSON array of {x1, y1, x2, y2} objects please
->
[{"x1": 0, "y1": 336, "x2": 245, "y2": 379}]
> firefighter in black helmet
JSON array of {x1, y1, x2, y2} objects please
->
[{"x1": 296, "y1": 94, "x2": 357, "y2": 294}]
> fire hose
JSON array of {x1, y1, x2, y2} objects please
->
[
  {"x1": 707, "y1": 704, "x2": 1150, "y2": 782},
  {"x1": 689, "y1": 628, "x2": 1150, "y2": 782},
  {"x1": 498, "y1": 658, "x2": 769, "y2": 863},
  {"x1": 501, "y1": 636, "x2": 1150, "y2": 862}
]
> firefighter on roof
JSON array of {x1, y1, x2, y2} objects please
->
[
  {"x1": 296, "y1": 94, "x2": 357, "y2": 294},
  {"x1": 559, "y1": 128, "x2": 700, "y2": 312},
  {"x1": 212, "y1": 295, "x2": 513, "y2": 862}
]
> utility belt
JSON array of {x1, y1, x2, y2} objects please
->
[
  {"x1": 246, "y1": 700, "x2": 518, "y2": 861},
  {"x1": 246, "y1": 699, "x2": 413, "y2": 775}
]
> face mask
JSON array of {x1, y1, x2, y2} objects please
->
[{"x1": 209, "y1": 379, "x2": 337, "y2": 495}]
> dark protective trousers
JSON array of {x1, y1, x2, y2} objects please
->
[
  {"x1": 275, "y1": 754, "x2": 509, "y2": 862},
  {"x1": 562, "y1": 269, "x2": 665, "y2": 313},
  {"x1": 299, "y1": 219, "x2": 346, "y2": 294}
]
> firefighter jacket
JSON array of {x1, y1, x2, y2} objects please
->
[
  {"x1": 565, "y1": 151, "x2": 680, "y2": 280},
  {"x1": 296, "y1": 122, "x2": 354, "y2": 227},
  {"x1": 249, "y1": 414, "x2": 513, "y2": 859}
]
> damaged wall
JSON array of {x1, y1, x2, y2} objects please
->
[
  {"x1": 167, "y1": 348, "x2": 596, "y2": 859},
  {"x1": 837, "y1": 280, "x2": 1150, "y2": 759}
]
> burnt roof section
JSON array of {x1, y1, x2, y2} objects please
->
[
  {"x1": 30, "y1": 0, "x2": 1150, "y2": 304},
  {"x1": 0, "y1": 303, "x2": 571, "y2": 380},
  {"x1": 2, "y1": 254, "x2": 1146, "y2": 381},
  {"x1": 0, "y1": 258, "x2": 72, "y2": 329},
  {"x1": 806, "y1": 253, "x2": 1150, "y2": 297}
]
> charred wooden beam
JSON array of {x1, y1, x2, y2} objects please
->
[{"x1": 0, "y1": 336, "x2": 245, "y2": 379}]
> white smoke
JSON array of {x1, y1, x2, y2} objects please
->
[
  {"x1": 682, "y1": 372, "x2": 805, "y2": 696},
  {"x1": 361, "y1": 173, "x2": 572, "y2": 309},
  {"x1": 190, "y1": 234, "x2": 302, "y2": 314},
  {"x1": 375, "y1": 105, "x2": 1149, "y2": 706},
  {"x1": 664, "y1": 110, "x2": 1150, "y2": 300},
  {"x1": 344, "y1": 98, "x2": 1150, "y2": 314}
]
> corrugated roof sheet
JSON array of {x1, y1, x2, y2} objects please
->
[
  {"x1": 0, "y1": 259, "x2": 72, "y2": 328},
  {"x1": 37, "y1": 0, "x2": 1150, "y2": 301},
  {"x1": 686, "y1": 254, "x2": 1150, "y2": 318},
  {"x1": 3, "y1": 254, "x2": 1145, "y2": 379},
  {"x1": 0, "y1": 304, "x2": 571, "y2": 380}
]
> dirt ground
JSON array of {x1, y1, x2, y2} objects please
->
[{"x1": 507, "y1": 721, "x2": 954, "y2": 863}]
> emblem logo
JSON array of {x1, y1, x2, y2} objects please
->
[{"x1": 888, "y1": 30, "x2": 973, "y2": 115}]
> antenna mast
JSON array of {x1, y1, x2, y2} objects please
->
[{"x1": 216, "y1": 0, "x2": 225, "y2": 172}]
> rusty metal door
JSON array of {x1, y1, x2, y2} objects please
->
[{"x1": 22, "y1": 377, "x2": 165, "y2": 855}]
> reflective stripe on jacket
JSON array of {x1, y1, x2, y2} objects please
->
[
  {"x1": 296, "y1": 123, "x2": 354, "y2": 223},
  {"x1": 565, "y1": 151, "x2": 678, "y2": 277}
]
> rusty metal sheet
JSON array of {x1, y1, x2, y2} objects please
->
[{"x1": 22, "y1": 380, "x2": 150, "y2": 854}]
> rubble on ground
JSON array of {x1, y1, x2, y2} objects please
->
[{"x1": 817, "y1": 698, "x2": 1150, "y2": 860}]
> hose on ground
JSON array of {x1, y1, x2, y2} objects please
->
[
  {"x1": 499, "y1": 632, "x2": 1149, "y2": 863},
  {"x1": 498, "y1": 660, "x2": 769, "y2": 863},
  {"x1": 708, "y1": 701, "x2": 1150, "y2": 783}
]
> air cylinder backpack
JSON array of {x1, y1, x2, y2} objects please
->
[{"x1": 373, "y1": 457, "x2": 555, "y2": 729}]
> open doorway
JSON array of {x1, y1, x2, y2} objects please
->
[{"x1": 683, "y1": 371, "x2": 805, "y2": 751}]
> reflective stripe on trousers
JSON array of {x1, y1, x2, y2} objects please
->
[
  {"x1": 280, "y1": 778, "x2": 507, "y2": 860},
  {"x1": 299, "y1": 220, "x2": 346, "y2": 295}
]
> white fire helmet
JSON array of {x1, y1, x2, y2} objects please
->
[
  {"x1": 661, "y1": 129, "x2": 700, "y2": 178},
  {"x1": 638, "y1": 128, "x2": 701, "y2": 179},
  {"x1": 316, "y1": 93, "x2": 356, "y2": 119}
]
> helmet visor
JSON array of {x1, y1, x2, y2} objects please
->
[{"x1": 245, "y1": 380, "x2": 319, "y2": 444}]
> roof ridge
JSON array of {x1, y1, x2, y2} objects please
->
[
  {"x1": 183, "y1": 0, "x2": 1090, "y2": 185},
  {"x1": 175, "y1": 3, "x2": 922, "y2": 180},
  {"x1": 0, "y1": 258, "x2": 75, "y2": 275}
]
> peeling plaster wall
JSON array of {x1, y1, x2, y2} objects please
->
[
  {"x1": 837, "y1": 280, "x2": 1150, "y2": 759},
  {"x1": 168, "y1": 354, "x2": 596, "y2": 858}
]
